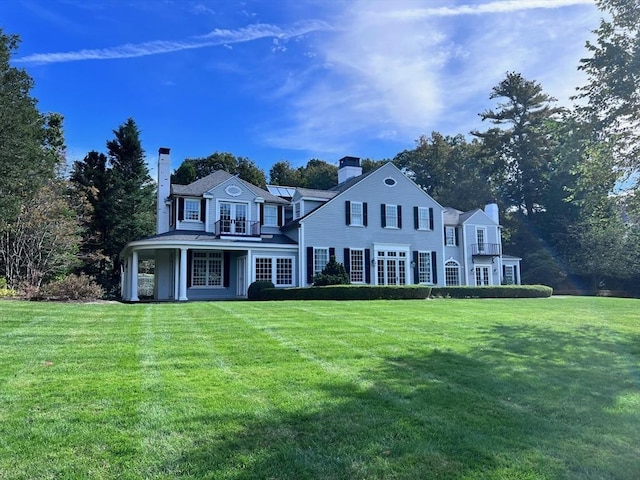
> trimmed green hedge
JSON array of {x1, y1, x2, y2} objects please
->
[
  {"x1": 430, "y1": 285, "x2": 553, "y2": 299},
  {"x1": 260, "y1": 285, "x2": 431, "y2": 301}
]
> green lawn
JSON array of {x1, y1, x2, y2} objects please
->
[{"x1": 0, "y1": 297, "x2": 638, "y2": 479}]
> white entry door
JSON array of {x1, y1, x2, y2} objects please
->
[{"x1": 475, "y1": 266, "x2": 490, "y2": 286}]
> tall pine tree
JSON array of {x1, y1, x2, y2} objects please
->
[{"x1": 72, "y1": 119, "x2": 155, "y2": 293}]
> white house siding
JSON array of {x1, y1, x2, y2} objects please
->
[
  {"x1": 461, "y1": 210, "x2": 502, "y2": 286},
  {"x1": 300, "y1": 164, "x2": 444, "y2": 286},
  {"x1": 154, "y1": 249, "x2": 175, "y2": 300}
]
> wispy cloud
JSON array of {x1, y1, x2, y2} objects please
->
[
  {"x1": 261, "y1": 0, "x2": 600, "y2": 155},
  {"x1": 15, "y1": 20, "x2": 332, "y2": 65},
  {"x1": 391, "y1": 0, "x2": 595, "y2": 19}
]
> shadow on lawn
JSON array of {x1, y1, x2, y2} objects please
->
[{"x1": 169, "y1": 325, "x2": 640, "y2": 479}]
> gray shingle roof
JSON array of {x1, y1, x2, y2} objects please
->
[{"x1": 171, "y1": 171, "x2": 288, "y2": 204}]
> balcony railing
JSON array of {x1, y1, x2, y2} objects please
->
[
  {"x1": 215, "y1": 219, "x2": 260, "y2": 237},
  {"x1": 471, "y1": 243, "x2": 501, "y2": 256}
]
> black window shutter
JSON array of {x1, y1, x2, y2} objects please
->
[
  {"x1": 381, "y1": 204, "x2": 386, "y2": 227},
  {"x1": 329, "y1": 247, "x2": 335, "y2": 260},
  {"x1": 201, "y1": 199, "x2": 206, "y2": 222},
  {"x1": 514, "y1": 267, "x2": 519, "y2": 284},
  {"x1": 364, "y1": 249, "x2": 371, "y2": 283},
  {"x1": 278, "y1": 206, "x2": 284, "y2": 226},
  {"x1": 363, "y1": 202, "x2": 368, "y2": 226},
  {"x1": 260, "y1": 204, "x2": 265, "y2": 226},
  {"x1": 397, "y1": 205, "x2": 402, "y2": 229},
  {"x1": 345, "y1": 201, "x2": 351, "y2": 225},
  {"x1": 431, "y1": 251, "x2": 438, "y2": 284},
  {"x1": 414, "y1": 206, "x2": 419, "y2": 230},
  {"x1": 223, "y1": 252, "x2": 231, "y2": 287},
  {"x1": 186, "y1": 250, "x2": 192, "y2": 288},
  {"x1": 443, "y1": 226, "x2": 447, "y2": 243},
  {"x1": 413, "y1": 251, "x2": 419, "y2": 284},
  {"x1": 178, "y1": 197, "x2": 185, "y2": 221},
  {"x1": 344, "y1": 248, "x2": 350, "y2": 273},
  {"x1": 455, "y1": 227, "x2": 459, "y2": 246},
  {"x1": 306, "y1": 246, "x2": 314, "y2": 283},
  {"x1": 502, "y1": 265, "x2": 506, "y2": 283},
  {"x1": 429, "y1": 207, "x2": 434, "y2": 230}
]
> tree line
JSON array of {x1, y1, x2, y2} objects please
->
[{"x1": 0, "y1": 0, "x2": 638, "y2": 297}]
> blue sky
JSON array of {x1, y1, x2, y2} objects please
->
[{"x1": 4, "y1": 0, "x2": 600, "y2": 177}]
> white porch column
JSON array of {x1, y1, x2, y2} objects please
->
[
  {"x1": 173, "y1": 249, "x2": 180, "y2": 300},
  {"x1": 179, "y1": 248, "x2": 188, "y2": 301},
  {"x1": 131, "y1": 250, "x2": 139, "y2": 302}
]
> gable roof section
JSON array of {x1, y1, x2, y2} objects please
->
[
  {"x1": 459, "y1": 208, "x2": 497, "y2": 225},
  {"x1": 172, "y1": 171, "x2": 288, "y2": 204},
  {"x1": 294, "y1": 187, "x2": 338, "y2": 201}
]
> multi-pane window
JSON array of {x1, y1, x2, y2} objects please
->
[
  {"x1": 445, "y1": 226, "x2": 456, "y2": 246},
  {"x1": 255, "y1": 256, "x2": 294, "y2": 286},
  {"x1": 350, "y1": 202, "x2": 363, "y2": 226},
  {"x1": 294, "y1": 202, "x2": 301, "y2": 219},
  {"x1": 476, "y1": 227, "x2": 486, "y2": 251},
  {"x1": 263, "y1": 205, "x2": 278, "y2": 226},
  {"x1": 185, "y1": 199, "x2": 201, "y2": 221},
  {"x1": 276, "y1": 258, "x2": 293, "y2": 285},
  {"x1": 255, "y1": 258, "x2": 272, "y2": 282},
  {"x1": 445, "y1": 260, "x2": 460, "y2": 286},
  {"x1": 350, "y1": 249, "x2": 364, "y2": 283},
  {"x1": 417, "y1": 207, "x2": 430, "y2": 230},
  {"x1": 192, "y1": 251, "x2": 222, "y2": 287},
  {"x1": 385, "y1": 204, "x2": 398, "y2": 228},
  {"x1": 504, "y1": 265, "x2": 515, "y2": 285},
  {"x1": 314, "y1": 248, "x2": 329, "y2": 275},
  {"x1": 417, "y1": 251, "x2": 432, "y2": 284}
]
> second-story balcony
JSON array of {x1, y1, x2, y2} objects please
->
[
  {"x1": 471, "y1": 243, "x2": 501, "y2": 257},
  {"x1": 215, "y1": 219, "x2": 260, "y2": 238}
]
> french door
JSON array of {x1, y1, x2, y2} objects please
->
[
  {"x1": 220, "y1": 202, "x2": 248, "y2": 235},
  {"x1": 376, "y1": 250, "x2": 407, "y2": 285},
  {"x1": 475, "y1": 266, "x2": 490, "y2": 286}
]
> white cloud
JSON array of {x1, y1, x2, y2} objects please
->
[
  {"x1": 15, "y1": 20, "x2": 332, "y2": 65},
  {"x1": 261, "y1": 0, "x2": 600, "y2": 154}
]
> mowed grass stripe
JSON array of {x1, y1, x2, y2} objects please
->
[{"x1": 0, "y1": 298, "x2": 638, "y2": 479}]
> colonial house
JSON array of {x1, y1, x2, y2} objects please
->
[{"x1": 120, "y1": 148, "x2": 521, "y2": 301}]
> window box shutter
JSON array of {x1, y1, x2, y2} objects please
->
[
  {"x1": 397, "y1": 205, "x2": 402, "y2": 229},
  {"x1": 178, "y1": 198, "x2": 185, "y2": 221},
  {"x1": 381, "y1": 204, "x2": 386, "y2": 228},
  {"x1": 364, "y1": 249, "x2": 371, "y2": 283},
  {"x1": 414, "y1": 207, "x2": 419, "y2": 230},
  {"x1": 306, "y1": 247, "x2": 314, "y2": 283},
  {"x1": 345, "y1": 201, "x2": 351, "y2": 225},
  {"x1": 186, "y1": 250, "x2": 192, "y2": 288},
  {"x1": 363, "y1": 202, "x2": 368, "y2": 226},
  {"x1": 429, "y1": 207, "x2": 434, "y2": 230},
  {"x1": 201, "y1": 199, "x2": 206, "y2": 223},
  {"x1": 413, "y1": 251, "x2": 419, "y2": 284},
  {"x1": 344, "y1": 248, "x2": 350, "y2": 273},
  {"x1": 431, "y1": 251, "x2": 438, "y2": 284},
  {"x1": 223, "y1": 252, "x2": 230, "y2": 287}
]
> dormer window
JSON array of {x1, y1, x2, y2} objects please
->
[
  {"x1": 263, "y1": 205, "x2": 278, "y2": 226},
  {"x1": 184, "y1": 199, "x2": 201, "y2": 221}
]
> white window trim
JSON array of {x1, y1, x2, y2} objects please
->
[
  {"x1": 313, "y1": 247, "x2": 330, "y2": 276},
  {"x1": 444, "y1": 258, "x2": 460, "y2": 286},
  {"x1": 349, "y1": 248, "x2": 365, "y2": 284},
  {"x1": 253, "y1": 255, "x2": 296, "y2": 287},
  {"x1": 184, "y1": 198, "x2": 201, "y2": 222},
  {"x1": 417, "y1": 206, "x2": 430, "y2": 231},
  {"x1": 263, "y1": 205, "x2": 278, "y2": 227},
  {"x1": 350, "y1": 201, "x2": 364, "y2": 227},
  {"x1": 445, "y1": 226, "x2": 456, "y2": 246},
  {"x1": 417, "y1": 250, "x2": 433, "y2": 285},
  {"x1": 191, "y1": 251, "x2": 223, "y2": 288},
  {"x1": 385, "y1": 204, "x2": 399, "y2": 229}
]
